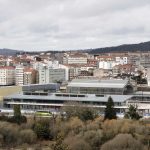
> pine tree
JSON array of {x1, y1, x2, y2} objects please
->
[
  {"x1": 125, "y1": 105, "x2": 141, "y2": 120},
  {"x1": 14, "y1": 105, "x2": 21, "y2": 117},
  {"x1": 104, "y1": 96, "x2": 117, "y2": 120},
  {"x1": 9, "y1": 105, "x2": 27, "y2": 124}
]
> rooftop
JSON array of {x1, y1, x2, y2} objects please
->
[
  {"x1": 0, "y1": 66, "x2": 15, "y2": 69},
  {"x1": 22, "y1": 83, "x2": 59, "y2": 91},
  {"x1": 68, "y1": 79, "x2": 129, "y2": 89},
  {"x1": 4, "y1": 92, "x2": 132, "y2": 103}
]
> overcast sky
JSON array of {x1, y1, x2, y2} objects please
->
[{"x1": 0, "y1": 0, "x2": 150, "y2": 51}]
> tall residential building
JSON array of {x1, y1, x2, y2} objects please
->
[
  {"x1": 0, "y1": 66, "x2": 15, "y2": 85},
  {"x1": 39, "y1": 67, "x2": 66, "y2": 84},
  {"x1": 15, "y1": 65, "x2": 24, "y2": 85},
  {"x1": 39, "y1": 66, "x2": 47, "y2": 84},
  {"x1": 69, "y1": 67, "x2": 81, "y2": 81},
  {"x1": 23, "y1": 68, "x2": 37, "y2": 85}
]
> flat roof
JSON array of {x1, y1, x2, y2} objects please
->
[
  {"x1": 135, "y1": 91, "x2": 150, "y2": 95},
  {"x1": 4, "y1": 92, "x2": 132, "y2": 103},
  {"x1": 22, "y1": 83, "x2": 59, "y2": 91},
  {"x1": 68, "y1": 79, "x2": 129, "y2": 89}
]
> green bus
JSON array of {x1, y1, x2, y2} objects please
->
[{"x1": 35, "y1": 111, "x2": 52, "y2": 117}]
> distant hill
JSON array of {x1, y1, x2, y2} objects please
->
[
  {"x1": 87, "y1": 41, "x2": 150, "y2": 54},
  {"x1": 1, "y1": 41, "x2": 150, "y2": 55},
  {"x1": 0, "y1": 48, "x2": 23, "y2": 56}
]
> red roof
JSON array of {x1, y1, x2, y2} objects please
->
[
  {"x1": 24, "y1": 68, "x2": 36, "y2": 73},
  {"x1": 0, "y1": 66, "x2": 15, "y2": 70}
]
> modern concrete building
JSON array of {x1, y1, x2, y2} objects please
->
[
  {"x1": 3, "y1": 92, "x2": 131, "y2": 113},
  {"x1": 3, "y1": 81, "x2": 150, "y2": 117},
  {"x1": 22, "y1": 83, "x2": 60, "y2": 92},
  {"x1": 0, "y1": 66, "x2": 15, "y2": 85},
  {"x1": 4, "y1": 91, "x2": 150, "y2": 116}
]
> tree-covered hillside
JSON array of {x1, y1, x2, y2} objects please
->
[{"x1": 88, "y1": 41, "x2": 150, "y2": 54}]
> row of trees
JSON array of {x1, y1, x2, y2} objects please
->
[{"x1": 61, "y1": 96, "x2": 141, "y2": 121}]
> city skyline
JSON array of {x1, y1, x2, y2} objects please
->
[{"x1": 0, "y1": 0, "x2": 150, "y2": 51}]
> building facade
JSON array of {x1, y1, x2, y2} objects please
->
[
  {"x1": 23, "y1": 68, "x2": 37, "y2": 85},
  {"x1": 15, "y1": 65, "x2": 24, "y2": 85},
  {"x1": 39, "y1": 67, "x2": 66, "y2": 84},
  {"x1": 67, "y1": 79, "x2": 134, "y2": 95},
  {"x1": 63, "y1": 53, "x2": 88, "y2": 64},
  {"x1": 0, "y1": 66, "x2": 15, "y2": 85}
]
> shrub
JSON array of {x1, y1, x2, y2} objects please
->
[
  {"x1": 101, "y1": 134, "x2": 144, "y2": 150},
  {"x1": 19, "y1": 129, "x2": 37, "y2": 144},
  {"x1": 62, "y1": 102, "x2": 98, "y2": 121},
  {"x1": 7, "y1": 115, "x2": 27, "y2": 124},
  {"x1": 52, "y1": 133, "x2": 69, "y2": 150},
  {"x1": 0, "y1": 115, "x2": 8, "y2": 121},
  {"x1": 0, "y1": 122, "x2": 20, "y2": 145},
  {"x1": 78, "y1": 107, "x2": 98, "y2": 121},
  {"x1": 33, "y1": 119, "x2": 51, "y2": 140},
  {"x1": 102, "y1": 120, "x2": 121, "y2": 140},
  {"x1": 64, "y1": 135, "x2": 92, "y2": 150},
  {"x1": 83, "y1": 129, "x2": 103, "y2": 149},
  {"x1": 85, "y1": 120, "x2": 100, "y2": 131},
  {"x1": 68, "y1": 117, "x2": 84, "y2": 134},
  {"x1": 0, "y1": 134, "x2": 3, "y2": 146}
]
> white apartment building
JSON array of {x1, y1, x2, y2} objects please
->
[
  {"x1": 0, "y1": 66, "x2": 15, "y2": 85},
  {"x1": 99, "y1": 61, "x2": 117, "y2": 70},
  {"x1": 15, "y1": 65, "x2": 24, "y2": 85},
  {"x1": 63, "y1": 53, "x2": 88, "y2": 64},
  {"x1": 67, "y1": 57, "x2": 87, "y2": 64},
  {"x1": 98, "y1": 56, "x2": 128, "y2": 70},
  {"x1": 115, "y1": 57, "x2": 128, "y2": 65}
]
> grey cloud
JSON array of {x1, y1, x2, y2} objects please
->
[
  {"x1": 0, "y1": 0, "x2": 150, "y2": 50},
  {"x1": 110, "y1": 26, "x2": 145, "y2": 35}
]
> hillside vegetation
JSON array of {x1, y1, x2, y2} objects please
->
[
  {"x1": 88, "y1": 41, "x2": 150, "y2": 54},
  {"x1": 0, "y1": 113, "x2": 150, "y2": 149}
]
